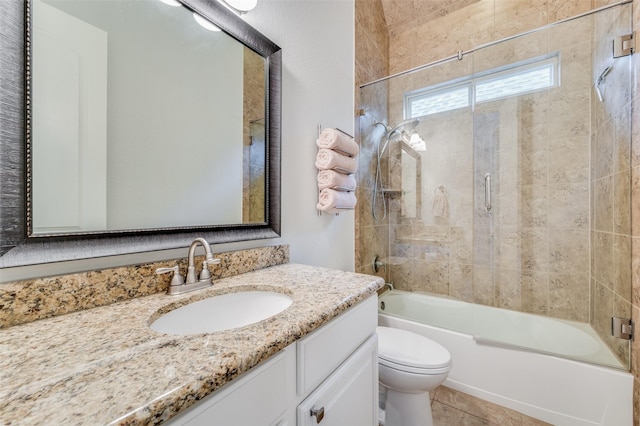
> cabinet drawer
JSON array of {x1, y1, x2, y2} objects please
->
[
  {"x1": 296, "y1": 296, "x2": 377, "y2": 396},
  {"x1": 297, "y1": 335, "x2": 378, "y2": 426},
  {"x1": 167, "y1": 346, "x2": 293, "y2": 426}
]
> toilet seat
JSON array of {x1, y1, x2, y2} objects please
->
[
  {"x1": 379, "y1": 357, "x2": 451, "y2": 375},
  {"x1": 377, "y1": 326, "x2": 451, "y2": 373}
]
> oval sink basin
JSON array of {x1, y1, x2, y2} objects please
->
[{"x1": 150, "y1": 291, "x2": 293, "y2": 335}]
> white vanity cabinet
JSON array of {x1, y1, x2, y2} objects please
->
[{"x1": 165, "y1": 296, "x2": 378, "y2": 426}]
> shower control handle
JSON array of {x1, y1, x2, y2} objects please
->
[{"x1": 484, "y1": 173, "x2": 492, "y2": 212}]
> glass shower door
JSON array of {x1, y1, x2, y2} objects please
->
[{"x1": 468, "y1": 3, "x2": 633, "y2": 369}]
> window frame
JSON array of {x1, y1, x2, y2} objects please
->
[{"x1": 404, "y1": 53, "x2": 560, "y2": 120}]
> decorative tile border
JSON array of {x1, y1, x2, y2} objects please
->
[{"x1": 0, "y1": 245, "x2": 289, "y2": 328}]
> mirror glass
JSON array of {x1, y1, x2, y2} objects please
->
[{"x1": 31, "y1": 0, "x2": 266, "y2": 235}]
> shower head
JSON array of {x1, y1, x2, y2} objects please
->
[
  {"x1": 374, "y1": 119, "x2": 421, "y2": 157},
  {"x1": 386, "y1": 119, "x2": 420, "y2": 138},
  {"x1": 595, "y1": 65, "x2": 613, "y2": 102}
]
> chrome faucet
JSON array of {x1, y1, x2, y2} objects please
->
[{"x1": 156, "y1": 238, "x2": 221, "y2": 295}]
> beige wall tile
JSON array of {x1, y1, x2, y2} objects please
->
[
  {"x1": 495, "y1": 267, "x2": 522, "y2": 310},
  {"x1": 548, "y1": 0, "x2": 593, "y2": 23},
  {"x1": 555, "y1": 42, "x2": 592, "y2": 94},
  {"x1": 594, "y1": 176, "x2": 614, "y2": 232},
  {"x1": 389, "y1": 259, "x2": 413, "y2": 290},
  {"x1": 520, "y1": 269, "x2": 550, "y2": 315},
  {"x1": 414, "y1": 259, "x2": 450, "y2": 294},
  {"x1": 549, "y1": 272, "x2": 590, "y2": 321},
  {"x1": 614, "y1": 170, "x2": 631, "y2": 234},
  {"x1": 595, "y1": 118, "x2": 615, "y2": 180},
  {"x1": 613, "y1": 235, "x2": 631, "y2": 302},
  {"x1": 449, "y1": 227, "x2": 473, "y2": 262},
  {"x1": 593, "y1": 280, "x2": 615, "y2": 340},
  {"x1": 594, "y1": 230, "x2": 615, "y2": 289},
  {"x1": 549, "y1": 136, "x2": 590, "y2": 184},
  {"x1": 494, "y1": 228, "x2": 522, "y2": 269},
  {"x1": 548, "y1": 183, "x2": 589, "y2": 229},
  {"x1": 549, "y1": 229, "x2": 590, "y2": 276},
  {"x1": 521, "y1": 185, "x2": 550, "y2": 228},
  {"x1": 473, "y1": 265, "x2": 496, "y2": 306},
  {"x1": 449, "y1": 263, "x2": 474, "y2": 302},
  {"x1": 494, "y1": 1, "x2": 548, "y2": 39},
  {"x1": 547, "y1": 89, "x2": 591, "y2": 139},
  {"x1": 615, "y1": 108, "x2": 632, "y2": 174}
]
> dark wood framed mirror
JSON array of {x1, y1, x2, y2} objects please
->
[{"x1": 0, "y1": 0, "x2": 281, "y2": 267}]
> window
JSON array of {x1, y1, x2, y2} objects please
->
[
  {"x1": 406, "y1": 84, "x2": 470, "y2": 118},
  {"x1": 405, "y1": 55, "x2": 559, "y2": 119}
]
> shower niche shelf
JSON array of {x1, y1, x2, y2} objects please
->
[{"x1": 382, "y1": 189, "x2": 402, "y2": 198}]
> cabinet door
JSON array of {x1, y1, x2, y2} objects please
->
[{"x1": 297, "y1": 335, "x2": 378, "y2": 426}]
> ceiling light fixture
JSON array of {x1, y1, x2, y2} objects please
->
[
  {"x1": 193, "y1": 13, "x2": 221, "y2": 31},
  {"x1": 219, "y1": 0, "x2": 257, "y2": 14}
]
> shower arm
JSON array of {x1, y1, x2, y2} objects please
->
[{"x1": 594, "y1": 65, "x2": 612, "y2": 102}]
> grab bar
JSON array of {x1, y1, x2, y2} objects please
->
[{"x1": 484, "y1": 173, "x2": 491, "y2": 212}]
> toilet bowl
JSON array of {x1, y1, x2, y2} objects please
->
[{"x1": 377, "y1": 326, "x2": 451, "y2": 426}]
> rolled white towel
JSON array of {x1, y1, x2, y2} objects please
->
[
  {"x1": 316, "y1": 128, "x2": 359, "y2": 157},
  {"x1": 317, "y1": 188, "x2": 357, "y2": 214},
  {"x1": 317, "y1": 170, "x2": 357, "y2": 191},
  {"x1": 315, "y1": 148, "x2": 358, "y2": 174}
]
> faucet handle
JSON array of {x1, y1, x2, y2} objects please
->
[
  {"x1": 199, "y1": 258, "x2": 221, "y2": 281},
  {"x1": 156, "y1": 265, "x2": 184, "y2": 287}
]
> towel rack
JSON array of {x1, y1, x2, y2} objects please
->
[{"x1": 316, "y1": 124, "x2": 356, "y2": 216}]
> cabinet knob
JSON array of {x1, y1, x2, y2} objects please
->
[{"x1": 310, "y1": 406, "x2": 325, "y2": 423}]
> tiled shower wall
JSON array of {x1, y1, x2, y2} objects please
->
[
  {"x1": 355, "y1": 0, "x2": 390, "y2": 281},
  {"x1": 384, "y1": 7, "x2": 632, "y2": 356},
  {"x1": 357, "y1": 0, "x2": 633, "y2": 308}
]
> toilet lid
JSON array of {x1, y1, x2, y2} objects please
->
[{"x1": 377, "y1": 326, "x2": 451, "y2": 370}]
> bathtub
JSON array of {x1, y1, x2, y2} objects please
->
[{"x1": 378, "y1": 290, "x2": 633, "y2": 426}]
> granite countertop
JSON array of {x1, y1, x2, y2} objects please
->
[{"x1": 0, "y1": 264, "x2": 384, "y2": 425}]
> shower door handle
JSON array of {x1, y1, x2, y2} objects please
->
[{"x1": 484, "y1": 173, "x2": 492, "y2": 212}]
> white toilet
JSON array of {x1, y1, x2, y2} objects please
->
[{"x1": 377, "y1": 326, "x2": 452, "y2": 426}]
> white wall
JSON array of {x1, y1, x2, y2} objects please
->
[
  {"x1": 1, "y1": 0, "x2": 355, "y2": 282},
  {"x1": 245, "y1": 0, "x2": 356, "y2": 271}
]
